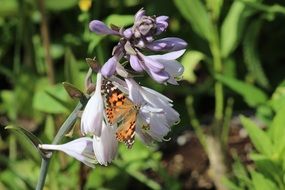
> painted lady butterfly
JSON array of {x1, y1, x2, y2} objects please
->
[{"x1": 101, "y1": 79, "x2": 139, "y2": 148}]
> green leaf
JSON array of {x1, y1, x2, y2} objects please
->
[
  {"x1": 232, "y1": 156, "x2": 252, "y2": 187},
  {"x1": 206, "y1": 0, "x2": 223, "y2": 21},
  {"x1": 44, "y1": 115, "x2": 55, "y2": 141},
  {"x1": 105, "y1": 14, "x2": 134, "y2": 27},
  {"x1": 87, "y1": 34, "x2": 104, "y2": 54},
  {"x1": 222, "y1": 178, "x2": 244, "y2": 190},
  {"x1": 239, "y1": 0, "x2": 285, "y2": 16},
  {"x1": 33, "y1": 79, "x2": 71, "y2": 114},
  {"x1": 64, "y1": 49, "x2": 84, "y2": 89},
  {"x1": 0, "y1": 90, "x2": 17, "y2": 120},
  {"x1": 251, "y1": 154, "x2": 284, "y2": 186},
  {"x1": 221, "y1": 1, "x2": 244, "y2": 57},
  {"x1": 215, "y1": 74, "x2": 268, "y2": 107},
  {"x1": 243, "y1": 19, "x2": 269, "y2": 88},
  {"x1": 250, "y1": 170, "x2": 278, "y2": 190},
  {"x1": 45, "y1": 0, "x2": 77, "y2": 11},
  {"x1": 221, "y1": 0, "x2": 257, "y2": 57},
  {"x1": 270, "y1": 105, "x2": 285, "y2": 155},
  {"x1": 240, "y1": 116, "x2": 272, "y2": 156},
  {"x1": 269, "y1": 80, "x2": 285, "y2": 112},
  {"x1": 223, "y1": 57, "x2": 237, "y2": 78},
  {"x1": 181, "y1": 50, "x2": 206, "y2": 83},
  {"x1": 0, "y1": 0, "x2": 18, "y2": 17},
  {"x1": 5, "y1": 125, "x2": 47, "y2": 159},
  {"x1": 174, "y1": 0, "x2": 214, "y2": 42},
  {"x1": 50, "y1": 44, "x2": 64, "y2": 59}
]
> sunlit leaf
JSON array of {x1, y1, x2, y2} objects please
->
[
  {"x1": 33, "y1": 79, "x2": 71, "y2": 114},
  {"x1": 0, "y1": 0, "x2": 18, "y2": 17},
  {"x1": 174, "y1": 0, "x2": 214, "y2": 42},
  {"x1": 240, "y1": 116, "x2": 272, "y2": 157},
  {"x1": 44, "y1": 115, "x2": 55, "y2": 141},
  {"x1": 269, "y1": 80, "x2": 285, "y2": 112},
  {"x1": 221, "y1": 0, "x2": 258, "y2": 57},
  {"x1": 240, "y1": 0, "x2": 285, "y2": 16},
  {"x1": 181, "y1": 50, "x2": 206, "y2": 83},
  {"x1": 250, "y1": 170, "x2": 278, "y2": 190},
  {"x1": 87, "y1": 34, "x2": 104, "y2": 54},
  {"x1": 243, "y1": 19, "x2": 269, "y2": 88},
  {"x1": 269, "y1": 105, "x2": 285, "y2": 155},
  {"x1": 45, "y1": 0, "x2": 77, "y2": 11},
  {"x1": 216, "y1": 74, "x2": 268, "y2": 107},
  {"x1": 206, "y1": 0, "x2": 223, "y2": 21},
  {"x1": 64, "y1": 49, "x2": 85, "y2": 89},
  {"x1": 105, "y1": 14, "x2": 134, "y2": 27}
]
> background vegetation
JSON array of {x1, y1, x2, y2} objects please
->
[{"x1": 1, "y1": 0, "x2": 285, "y2": 189}]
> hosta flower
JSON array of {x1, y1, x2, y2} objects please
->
[
  {"x1": 92, "y1": 122, "x2": 118, "y2": 166},
  {"x1": 146, "y1": 37, "x2": 188, "y2": 52},
  {"x1": 81, "y1": 73, "x2": 103, "y2": 136},
  {"x1": 132, "y1": 8, "x2": 168, "y2": 41},
  {"x1": 88, "y1": 9, "x2": 187, "y2": 81},
  {"x1": 126, "y1": 78, "x2": 180, "y2": 139},
  {"x1": 39, "y1": 137, "x2": 96, "y2": 168},
  {"x1": 81, "y1": 72, "x2": 118, "y2": 165},
  {"x1": 129, "y1": 49, "x2": 185, "y2": 84},
  {"x1": 110, "y1": 77, "x2": 180, "y2": 143}
]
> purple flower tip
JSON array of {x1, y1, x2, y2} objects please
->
[
  {"x1": 147, "y1": 37, "x2": 187, "y2": 52},
  {"x1": 89, "y1": 20, "x2": 119, "y2": 35},
  {"x1": 123, "y1": 28, "x2": 133, "y2": 39},
  {"x1": 101, "y1": 57, "x2": 117, "y2": 77}
]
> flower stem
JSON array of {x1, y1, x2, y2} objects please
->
[
  {"x1": 36, "y1": 158, "x2": 51, "y2": 190},
  {"x1": 185, "y1": 96, "x2": 207, "y2": 151},
  {"x1": 210, "y1": 25, "x2": 224, "y2": 125},
  {"x1": 35, "y1": 101, "x2": 86, "y2": 190}
]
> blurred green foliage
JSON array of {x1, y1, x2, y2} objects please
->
[{"x1": 1, "y1": 0, "x2": 285, "y2": 189}]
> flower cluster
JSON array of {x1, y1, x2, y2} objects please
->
[{"x1": 39, "y1": 9, "x2": 187, "y2": 167}]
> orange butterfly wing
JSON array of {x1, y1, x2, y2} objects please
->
[{"x1": 101, "y1": 79, "x2": 138, "y2": 148}]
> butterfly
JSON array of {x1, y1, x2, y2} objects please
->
[{"x1": 101, "y1": 79, "x2": 139, "y2": 148}]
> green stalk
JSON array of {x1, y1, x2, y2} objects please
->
[
  {"x1": 221, "y1": 98, "x2": 234, "y2": 146},
  {"x1": 210, "y1": 25, "x2": 224, "y2": 130},
  {"x1": 35, "y1": 101, "x2": 85, "y2": 190},
  {"x1": 36, "y1": 158, "x2": 51, "y2": 190},
  {"x1": 186, "y1": 96, "x2": 207, "y2": 151},
  {"x1": 206, "y1": 17, "x2": 228, "y2": 190}
]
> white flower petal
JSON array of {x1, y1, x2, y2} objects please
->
[
  {"x1": 39, "y1": 137, "x2": 96, "y2": 168},
  {"x1": 81, "y1": 73, "x2": 104, "y2": 136},
  {"x1": 125, "y1": 78, "x2": 144, "y2": 105},
  {"x1": 141, "y1": 111, "x2": 170, "y2": 141},
  {"x1": 93, "y1": 122, "x2": 118, "y2": 166},
  {"x1": 149, "y1": 49, "x2": 186, "y2": 60}
]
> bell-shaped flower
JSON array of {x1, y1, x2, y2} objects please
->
[
  {"x1": 129, "y1": 50, "x2": 185, "y2": 84},
  {"x1": 89, "y1": 20, "x2": 120, "y2": 35},
  {"x1": 81, "y1": 73, "x2": 104, "y2": 136},
  {"x1": 146, "y1": 37, "x2": 187, "y2": 52},
  {"x1": 101, "y1": 56, "x2": 118, "y2": 77},
  {"x1": 155, "y1": 16, "x2": 169, "y2": 35},
  {"x1": 123, "y1": 78, "x2": 180, "y2": 143},
  {"x1": 93, "y1": 122, "x2": 118, "y2": 166},
  {"x1": 39, "y1": 137, "x2": 96, "y2": 168}
]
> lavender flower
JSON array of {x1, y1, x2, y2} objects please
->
[
  {"x1": 126, "y1": 78, "x2": 180, "y2": 141},
  {"x1": 110, "y1": 77, "x2": 180, "y2": 143},
  {"x1": 92, "y1": 122, "x2": 118, "y2": 166},
  {"x1": 89, "y1": 8, "x2": 187, "y2": 83},
  {"x1": 39, "y1": 138, "x2": 96, "y2": 168},
  {"x1": 81, "y1": 73, "x2": 103, "y2": 136}
]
